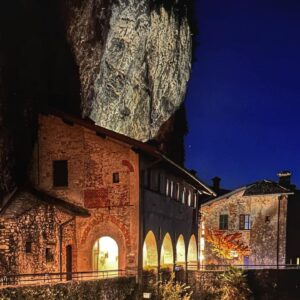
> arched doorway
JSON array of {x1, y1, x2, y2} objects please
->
[
  {"x1": 176, "y1": 235, "x2": 186, "y2": 268},
  {"x1": 143, "y1": 231, "x2": 158, "y2": 271},
  {"x1": 93, "y1": 236, "x2": 119, "y2": 274},
  {"x1": 160, "y1": 233, "x2": 174, "y2": 270},
  {"x1": 187, "y1": 235, "x2": 198, "y2": 270}
]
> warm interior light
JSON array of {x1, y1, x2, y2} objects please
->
[
  {"x1": 143, "y1": 231, "x2": 158, "y2": 269},
  {"x1": 176, "y1": 235, "x2": 186, "y2": 265},
  {"x1": 93, "y1": 236, "x2": 118, "y2": 272}
]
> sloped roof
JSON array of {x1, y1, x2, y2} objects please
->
[
  {"x1": 202, "y1": 180, "x2": 293, "y2": 206},
  {"x1": 42, "y1": 108, "x2": 215, "y2": 196},
  {"x1": 0, "y1": 186, "x2": 90, "y2": 218},
  {"x1": 243, "y1": 180, "x2": 290, "y2": 196}
]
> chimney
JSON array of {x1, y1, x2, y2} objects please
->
[
  {"x1": 277, "y1": 171, "x2": 292, "y2": 187},
  {"x1": 212, "y1": 176, "x2": 221, "y2": 191}
]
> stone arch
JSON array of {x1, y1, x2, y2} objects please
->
[
  {"x1": 187, "y1": 235, "x2": 198, "y2": 270},
  {"x1": 122, "y1": 160, "x2": 134, "y2": 172},
  {"x1": 160, "y1": 233, "x2": 174, "y2": 269},
  {"x1": 77, "y1": 219, "x2": 127, "y2": 272},
  {"x1": 143, "y1": 231, "x2": 158, "y2": 271},
  {"x1": 176, "y1": 235, "x2": 186, "y2": 268}
]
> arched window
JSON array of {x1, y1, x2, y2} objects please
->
[
  {"x1": 176, "y1": 235, "x2": 186, "y2": 267},
  {"x1": 143, "y1": 231, "x2": 158, "y2": 271},
  {"x1": 93, "y1": 236, "x2": 119, "y2": 273},
  {"x1": 160, "y1": 233, "x2": 174, "y2": 269}
]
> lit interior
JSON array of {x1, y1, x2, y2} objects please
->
[
  {"x1": 187, "y1": 235, "x2": 197, "y2": 270},
  {"x1": 143, "y1": 231, "x2": 158, "y2": 270},
  {"x1": 160, "y1": 233, "x2": 174, "y2": 267},
  {"x1": 176, "y1": 235, "x2": 186, "y2": 267},
  {"x1": 93, "y1": 236, "x2": 119, "y2": 272}
]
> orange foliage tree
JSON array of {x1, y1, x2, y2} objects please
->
[{"x1": 206, "y1": 229, "x2": 250, "y2": 260}]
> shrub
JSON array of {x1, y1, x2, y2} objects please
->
[
  {"x1": 217, "y1": 267, "x2": 251, "y2": 300},
  {"x1": 153, "y1": 273, "x2": 192, "y2": 300}
]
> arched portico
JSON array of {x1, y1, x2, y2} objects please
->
[
  {"x1": 187, "y1": 235, "x2": 198, "y2": 270},
  {"x1": 176, "y1": 235, "x2": 186, "y2": 268},
  {"x1": 143, "y1": 231, "x2": 159, "y2": 271},
  {"x1": 160, "y1": 233, "x2": 174, "y2": 270}
]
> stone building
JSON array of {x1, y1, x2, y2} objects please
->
[
  {"x1": 0, "y1": 109, "x2": 214, "y2": 276},
  {"x1": 200, "y1": 179, "x2": 291, "y2": 267}
]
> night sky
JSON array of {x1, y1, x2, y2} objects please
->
[{"x1": 185, "y1": 0, "x2": 300, "y2": 189}]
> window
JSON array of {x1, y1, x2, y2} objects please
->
[
  {"x1": 187, "y1": 191, "x2": 192, "y2": 206},
  {"x1": 176, "y1": 183, "x2": 180, "y2": 200},
  {"x1": 159, "y1": 173, "x2": 165, "y2": 193},
  {"x1": 182, "y1": 187, "x2": 186, "y2": 204},
  {"x1": 265, "y1": 216, "x2": 270, "y2": 223},
  {"x1": 113, "y1": 172, "x2": 120, "y2": 183},
  {"x1": 170, "y1": 181, "x2": 174, "y2": 198},
  {"x1": 239, "y1": 214, "x2": 251, "y2": 230},
  {"x1": 166, "y1": 179, "x2": 170, "y2": 196},
  {"x1": 219, "y1": 214, "x2": 228, "y2": 230},
  {"x1": 194, "y1": 193, "x2": 198, "y2": 208},
  {"x1": 45, "y1": 248, "x2": 54, "y2": 262},
  {"x1": 53, "y1": 160, "x2": 68, "y2": 187},
  {"x1": 25, "y1": 241, "x2": 32, "y2": 253}
]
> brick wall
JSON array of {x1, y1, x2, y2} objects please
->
[{"x1": 35, "y1": 115, "x2": 140, "y2": 272}]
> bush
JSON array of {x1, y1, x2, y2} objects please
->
[
  {"x1": 153, "y1": 273, "x2": 192, "y2": 300},
  {"x1": 217, "y1": 267, "x2": 251, "y2": 300}
]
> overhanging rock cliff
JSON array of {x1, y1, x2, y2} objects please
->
[{"x1": 64, "y1": 0, "x2": 192, "y2": 141}]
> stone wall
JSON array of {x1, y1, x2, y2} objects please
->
[
  {"x1": 201, "y1": 190, "x2": 288, "y2": 266},
  {"x1": 0, "y1": 277, "x2": 137, "y2": 300},
  {"x1": 0, "y1": 191, "x2": 76, "y2": 275}
]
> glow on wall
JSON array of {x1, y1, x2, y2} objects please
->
[{"x1": 93, "y1": 236, "x2": 119, "y2": 272}]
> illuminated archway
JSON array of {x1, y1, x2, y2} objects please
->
[
  {"x1": 160, "y1": 233, "x2": 174, "y2": 269},
  {"x1": 187, "y1": 235, "x2": 198, "y2": 270},
  {"x1": 93, "y1": 236, "x2": 119, "y2": 272},
  {"x1": 143, "y1": 231, "x2": 158, "y2": 270},
  {"x1": 176, "y1": 235, "x2": 186, "y2": 268}
]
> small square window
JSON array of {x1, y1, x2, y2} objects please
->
[
  {"x1": 25, "y1": 241, "x2": 32, "y2": 253},
  {"x1": 113, "y1": 172, "x2": 120, "y2": 183},
  {"x1": 53, "y1": 160, "x2": 68, "y2": 187},
  {"x1": 46, "y1": 248, "x2": 54, "y2": 262}
]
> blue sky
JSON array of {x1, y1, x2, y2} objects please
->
[{"x1": 185, "y1": 0, "x2": 300, "y2": 189}]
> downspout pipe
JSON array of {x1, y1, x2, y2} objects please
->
[
  {"x1": 59, "y1": 216, "x2": 75, "y2": 280},
  {"x1": 277, "y1": 195, "x2": 281, "y2": 269}
]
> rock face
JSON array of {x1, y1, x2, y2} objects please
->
[
  {"x1": 0, "y1": 0, "x2": 193, "y2": 197},
  {"x1": 64, "y1": 0, "x2": 192, "y2": 141}
]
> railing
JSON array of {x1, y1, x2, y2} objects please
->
[
  {"x1": 198, "y1": 264, "x2": 300, "y2": 271},
  {"x1": 0, "y1": 269, "x2": 130, "y2": 287}
]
